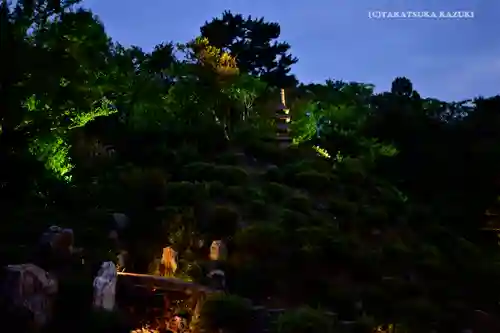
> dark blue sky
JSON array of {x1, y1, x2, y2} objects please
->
[{"x1": 83, "y1": 0, "x2": 499, "y2": 102}]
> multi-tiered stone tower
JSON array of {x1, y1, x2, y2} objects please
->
[{"x1": 275, "y1": 89, "x2": 292, "y2": 148}]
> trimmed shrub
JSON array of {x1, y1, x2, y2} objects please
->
[
  {"x1": 165, "y1": 181, "x2": 206, "y2": 206},
  {"x1": 213, "y1": 165, "x2": 249, "y2": 186},
  {"x1": 181, "y1": 162, "x2": 216, "y2": 181},
  {"x1": 382, "y1": 239, "x2": 412, "y2": 261},
  {"x1": 280, "y1": 209, "x2": 308, "y2": 229},
  {"x1": 198, "y1": 293, "x2": 253, "y2": 333},
  {"x1": 352, "y1": 315, "x2": 376, "y2": 333},
  {"x1": 245, "y1": 141, "x2": 283, "y2": 163},
  {"x1": 275, "y1": 306, "x2": 334, "y2": 333},
  {"x1": 246, "y1": 199, "x2": 270, "y2": 219},
  {"x1": 207, "y1": 180, "x2": 225, "y2": 198},
  {"x1": 224, "y1": 186, "x2": 247, "y2": 204},
  {"x1": 327, "y1": 287, "x2": 361, "y2": 321},
  {"x1": 293, "y1": 171, "x2": 332, "y2": 193},
  {"x1": 285, "y1": 194, "x2": 313, "y2": 214},
  {"x1": 328, "y1": 198, "x2": 358, "y2": 218},
  {"x1": 82, "y1": 309, "x2": 131, "y2": 333},
  {"x1": 193, "y1": 181, "x2": 209, "y2": 197},
  {"x1": 246, "y1": 187, "x2": 265, "y2": 201},
  {"x1": 234, "y1": 224, "x2": 285, "y2": 259},
  {"x1": 396, "y1": 297, "x2": 441, "y2": 327},
  {"x1": 176, "y1": 144, "x2": 201, "y2": 164},
  {"x1": 215, "y1": 151, "x2": 243, "y2": 165},
  {"x1": 262, "y1": 165, "x2": 283, "y2": 183},
  {"x1": 360, "y1": 205, "x2": 389, "y2": 225},
  {"x1": 345, "y1": 185, "x2": 365, "y2": 201},
  {"x1": 339, "y1": 169, "x2": 366, "y2": 186},
  {"x1": 264, "y1": 182, "x2": 290, "y2": 203},
  {"x1": 207, "y1": 205, "x2": 241, "y2": 238},
  {"x1": 119, "y1": 167, "x2": 169, "y2": 200},
  {"x1": 282, "y1": 160, "x2": 315, "y2": 176}
]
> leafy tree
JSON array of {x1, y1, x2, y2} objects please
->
[{"x1": 201, "y1": 10, "x2": 298, "y2": 88}]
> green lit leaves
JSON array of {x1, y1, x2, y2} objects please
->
[
  {"x1": 68, "y1": 98, "x2": 117, "y2": 129},
  {"x1": 29, "y1": 134, "x2": 73, "y2": 181}
]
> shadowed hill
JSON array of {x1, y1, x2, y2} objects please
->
[{"x1": 2, "y1": 2, "x2": 500, "y2": 333}]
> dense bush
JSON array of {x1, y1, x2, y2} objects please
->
[
  {"x1": 279, "y1": 209, "x2": 309, "y2": 229},
  {"x1": 262, "y1": 165, "x2": 284, "y2": 183},
  {"x1": 181, "y1": 162, "x2": 217, "y2": 182},
  {"x1": 206, "y1": 205, "x2": 241, "y2": 238},
  {"x1": 213, "y1": 165, "x2": 249, "y2": 186},
  {"x1": 359, "y1": 205, "x2": 389, "y2": 225},
  {"x1": 285, "y1": 193, "x2": 313, "y2": 214},
  {"x1": 328, "y1": 198, "x2": 359, "y2": 218},
  {"x1": 246, "y1": 186, "x2": 266, "y2": 201},
  {"x1": 165, "y1": 181, "x2": 207, "y2": 206},
  {"x1": 215, "y1": 151, "x2": 244, "y2": 165},
  {"x1": 198, "y1": 293, "x2": 253, "y2": 333},
  {"x1": 83, "y1": 309, "x2": 131, "y2": 333},
  {"x1": 224, "y1": 186, "x2": 247, "y2": 204},
  {"x1": 274, "y1": 307, "x2": 334, "y2": 333},
  {"x1": 264, "y1": 182, "x2": 291, "y2": 203},
  {"x1": 246, "y1": 199, "x2": 271, "y2": 219},
  {"x1": 234, "y1": 224, "x2": 286, "y2": 260},
  {"x1": 207, "y1": 180, "x2": 226, "y2": 198},
  {"x1": 293, "y1": 171, "x2": 333, "y2": 193},
  {"x1": 352, "y1": 315, "x2": 377, "y2": 333}
]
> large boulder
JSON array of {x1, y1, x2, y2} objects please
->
[
  {"x1": 3, "y1": 263, "x2": 58, "y2": 328},
  {"x1": 40, "y1": 226, "x2": 75, "y2": 255},
  {"x1": 36, "y1": 226, "x2": 81, "y2": 276}
]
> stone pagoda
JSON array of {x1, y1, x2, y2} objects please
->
[{"x1": 275, "y1": 88, "x2": 292, "y2": 148}]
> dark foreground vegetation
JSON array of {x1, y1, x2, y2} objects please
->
[{"x1": 3, "y1": 1, "x2": 500, "y2": 332}]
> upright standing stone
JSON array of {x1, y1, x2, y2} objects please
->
[
  {"x1": 112, "y1": 213, "x2": 130, "y2": 230},
  {"x1": 208, "y1": 240, "x2": 227, "y2": 290},
  {"x1": 93, "y1": 261, "x2": 117, "y2": 311},
  {"x1": 160, "y1": 246, "x2": 178, "y2": 277},
  {"x1": 4, "y1": 264, "x2": 58, "y2": 328},
  {"x1": 109, "y1": 213, "x2": 129, "y2": 247},
  {"x1": 37, "y1": 226, "x2": 76, "y2": 275},
  {"x1": 209, "y1": 240, "x2": 227, "y2": 261},
  {"x1": 116, "y1": 250, "x2": 128, "y2": 272},
  {"x1": 109, "y1": 213, "x2": 130, "y2": 270},
  {"x1": 40, "y1": 226, "x2": 74, "y2": 254},
  {"x1": 53, "y1": 229, "x2": 75, "y2": 255}
]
